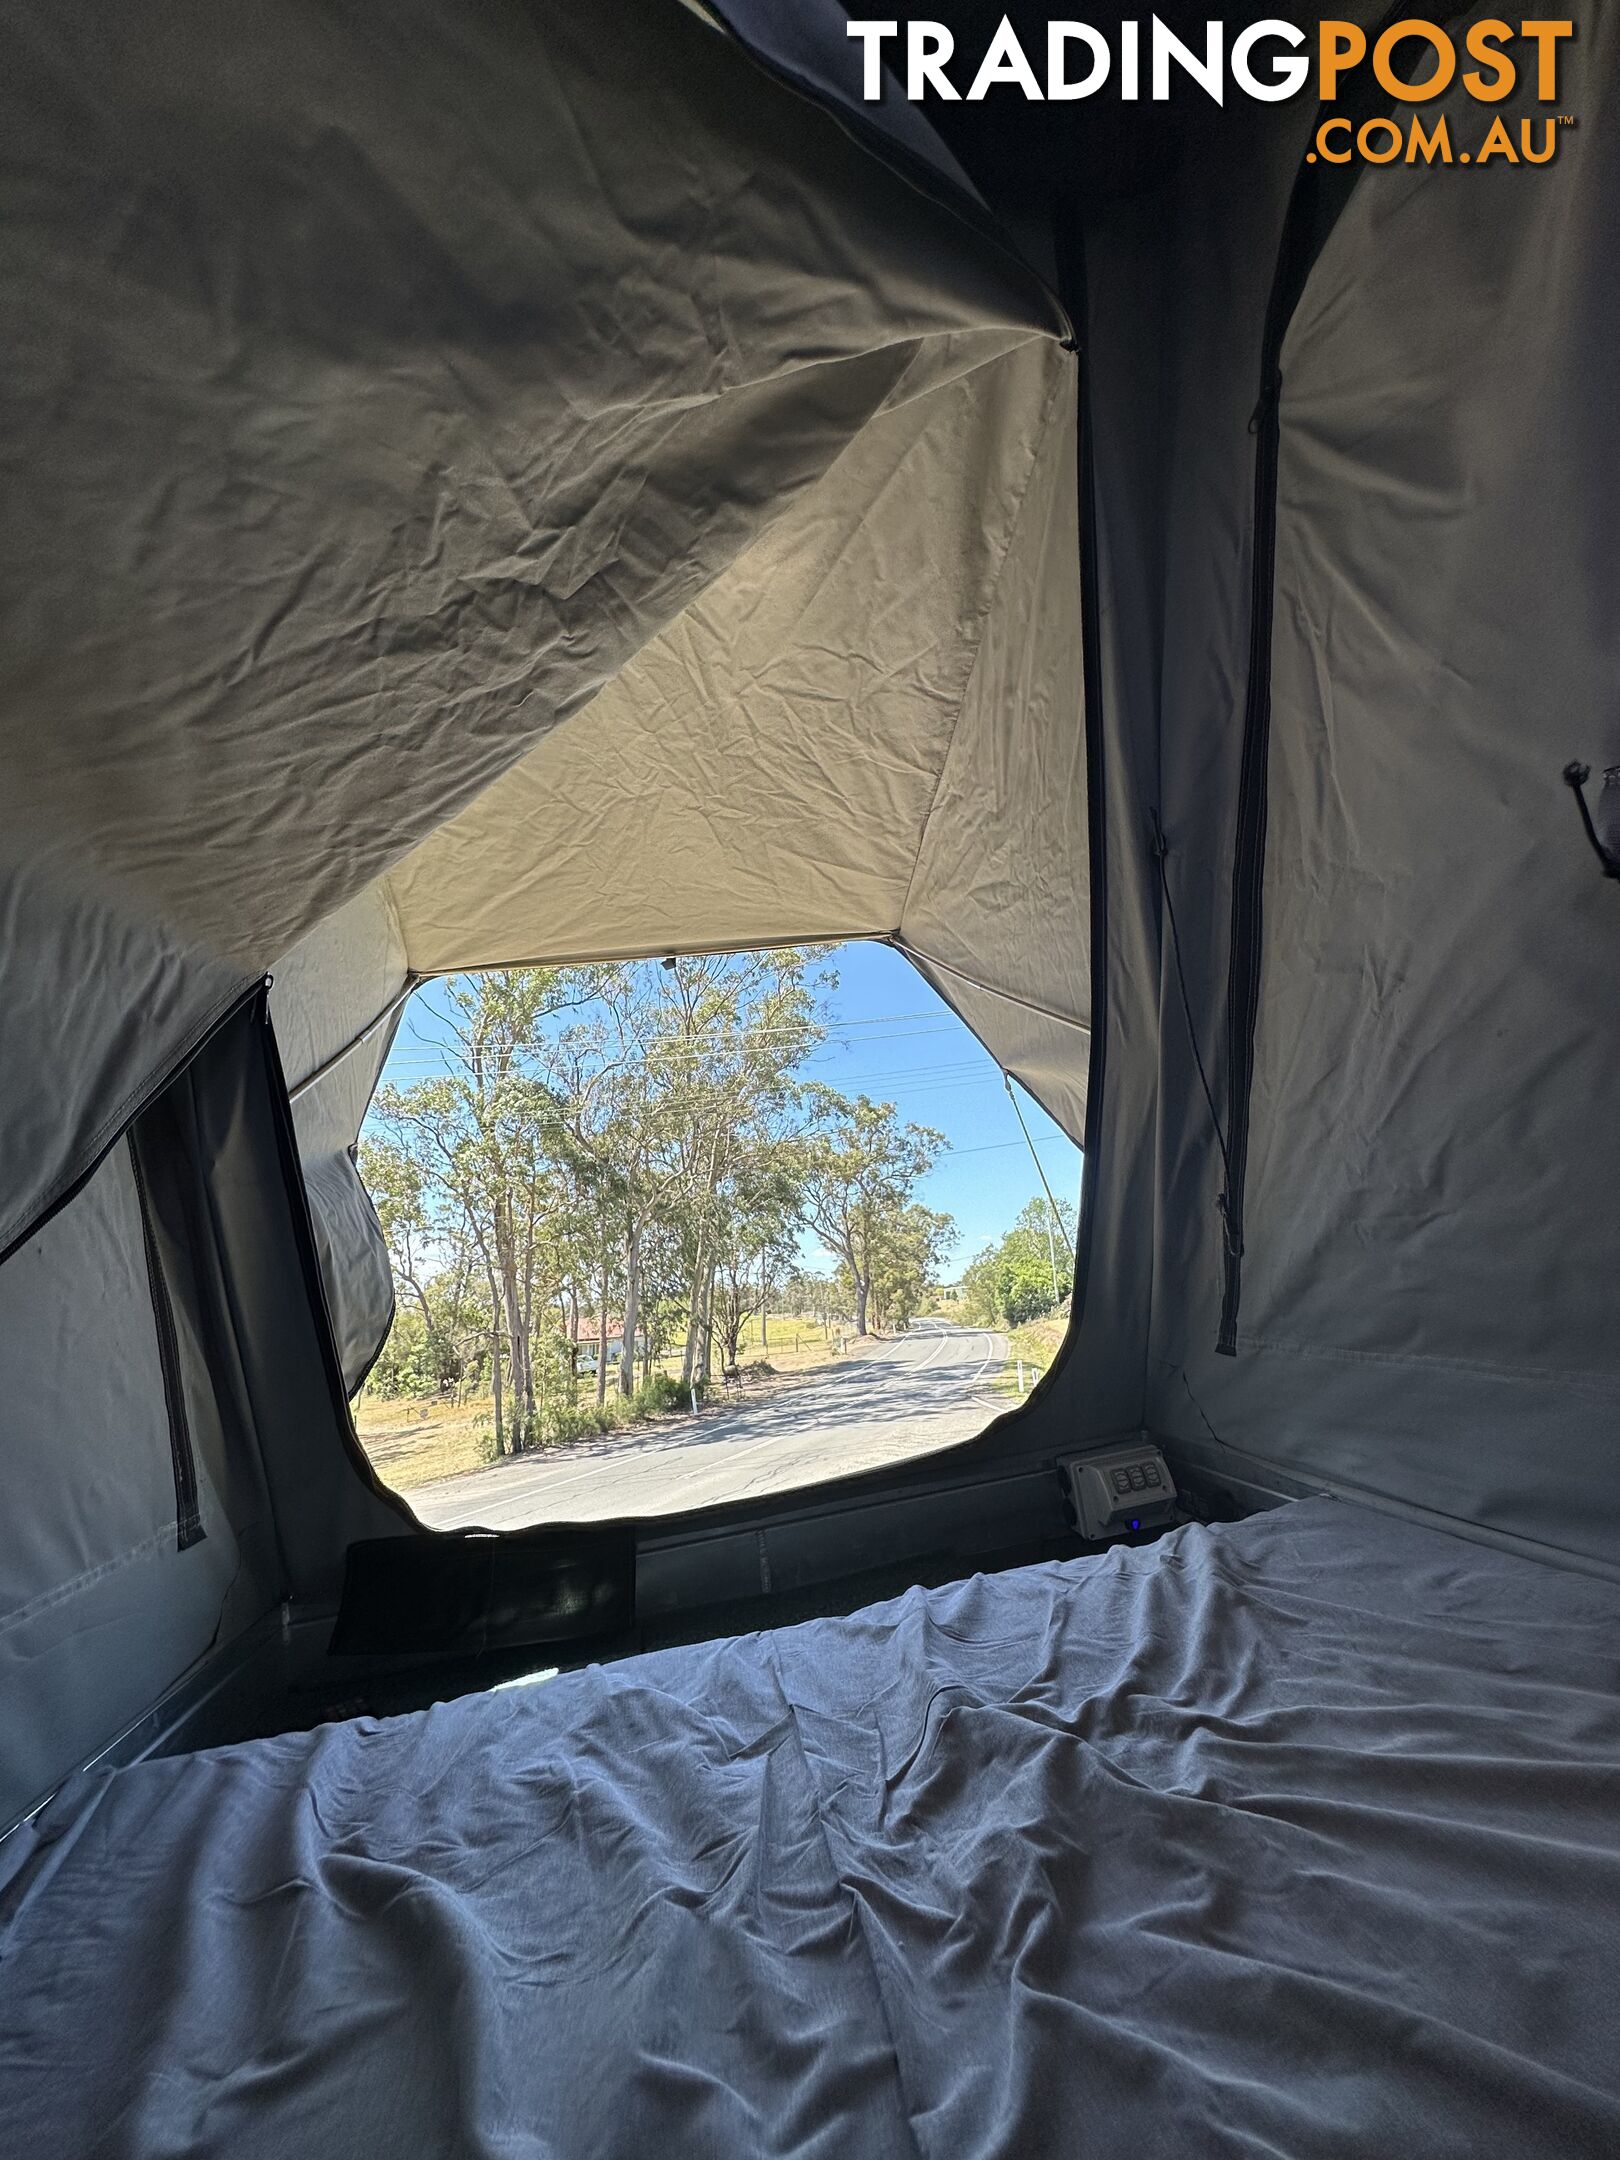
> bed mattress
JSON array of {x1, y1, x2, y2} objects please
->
[{"x1": 3, "y1": 1496, "x2": 1619, "y2": 2157}]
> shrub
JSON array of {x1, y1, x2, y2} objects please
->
[
  {"x1": 544, "y1": 1403, "x2": 609, "y2": 1447},
  {"x1": 536, "y1": 1372, "x2": 703, "y2": 1447},
  {"x1": 630, "y1": 1373, "x2": 686, "y2": 1416}
]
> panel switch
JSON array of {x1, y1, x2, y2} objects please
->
[{"x1": 1058, "y1": 1445, "x2": 1178, "y2": 1541}]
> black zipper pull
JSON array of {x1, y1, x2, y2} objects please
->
[{"x1": 1563, "y1": 762, "x2": 1620, "y2": 881}]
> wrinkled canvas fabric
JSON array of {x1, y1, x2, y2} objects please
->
[
  {"x1": 0, "y1": 0, "x2": 1080, "y2": 1272},
  {"x1": 5, "y1": 1501, "x2": 1619, "y2": 2157}
]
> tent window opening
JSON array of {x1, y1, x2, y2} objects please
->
[{"x1": 350, "y1": 943, "x2": 1081, "y2": 1529}]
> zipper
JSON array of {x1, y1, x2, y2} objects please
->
[
  {"x1": 1215, "y1": 346, "x2": 1283, "y2": 1356},
  {"x1": 1215, "y1": 17, "x2": 1436, "y2": 1356},
  {"x1": 128, "y1": 1134, "x2": 205, "y2": 1551}
]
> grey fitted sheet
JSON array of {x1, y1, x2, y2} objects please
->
[{"x1": 2, "y1": 1497, "x2": 1619, "y2": 2158}]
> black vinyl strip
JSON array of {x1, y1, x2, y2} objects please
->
[{"x1": 128, "y1": 1135, "x2": 205, "y2": 1551}]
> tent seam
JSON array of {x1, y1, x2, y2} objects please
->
[
  {"x1": 897, "y1": 941, "x2": 1089, "y2": 1034},
  {"x1": 0, "y1": 1525, "x2": 188, "y2": 1643},
  {"x1": 892, "y1": 942, "x2": 1083, "y2": 1143}
]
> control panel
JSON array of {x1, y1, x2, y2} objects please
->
[{"x1": 1058, "y1": 1443, "x2": 1178, "y2": 1541}]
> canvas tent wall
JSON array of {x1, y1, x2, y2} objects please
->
[
  {"x1": 1036, "y1": 3, "x2": 1620, "y2": 1572},
  {"x1": 0, "y1": 0, "x2": 1084, "y2": 1385}
]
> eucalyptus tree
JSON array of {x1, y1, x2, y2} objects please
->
[
  {"x1": 795, "y1": 1091, "x2": 946, "y2": 1336},
  {"x1": 367, "y1": 968, "x2": 590, "y2": 1451},
  {"x1": 642, "y1": 949, "x2": 827, "y2": 1388},
  {"x1": 708, "y1": 1159, "x2": 802, "y2": 1370},
  {"x1": 358, "y1": 1135, "x2": 459, "y2": 1391},
  {"x1": 866, "y1": 1202, "x2": 955, "y2": 1332}
]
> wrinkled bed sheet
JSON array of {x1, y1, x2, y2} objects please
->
[{"x1": 3, "y1": 1497, "x2": 1620, "y2": 2158}]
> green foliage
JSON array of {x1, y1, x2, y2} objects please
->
[
  {"x1": 632, "y1": 1372, "x2": 688, "y2": 1416},
  {"x1": 957, "y1": 1246, "x2": 1001, "y2": 1326},
  {"x1": 365, "y1": 1308, "x2": 427, "y2": 1398},
  {"x1": 545, "y1": 1402, "x2": 618, "y2": 1446},
  {"x1": 998, "y1": 1241, "x2": 1060, "y2": 1327},
  {"x1": 361, "y1": 1272, "x2": 482, "y2": 1399},
  {"x1": 538, "y1": 1370, "x2": 692, "y2": 1448},
  {"x1": 959, "y1": 1195, "x2": 1077, "y2": 1328}
]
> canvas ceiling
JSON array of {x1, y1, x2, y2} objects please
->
[
  {"x1": 381, "y1": 328, "x2": 1087, "y2": 1136},
  {"x1": 0, "y1": 0, "x2": 1083, "y2": 1270}
]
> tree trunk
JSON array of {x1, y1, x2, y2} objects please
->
[
  {"x1": 481, "y1": 1256, "x2": 506, "y2": 1455},
  {"x1": 720, "y1": 1282, "x2": 743, "y2": 1370},
  {"x1": 494, "y1": 1206, "x2": 531, "y2": 1450},
  {"x1": 403, "y1": 1272, "x2": 442, "y2": 1382},
  {"x1": 501, "y1": 1272, "x2": 529, "y2": 1447},
  {"x1": 448, "y1": 1255, "x2": 472, "y2": 1399},
  {"x1": 619, "y1": 1222, "x2": 640, "y2": 1398},
  {"x1": 759, "y1": 1254, "x2": 769, "y2": 1356},
  {"x1": 520, "y1": 1217, "x2": 540, "y2": 1433},
  {"x1": 853, "y1": 1273, "x2": 870, "y2": 1336},
  {"x1": 490, "y1": 1324, "x2": 505, "y2": 1456},
  {"x1": 679, "y1": 1243, "x2": 706, "y2": 1391},
  {"x1": 595, "y1": 1259, "x2": 610, "y2": 1407},
  {"x1": 696, "y1": 1263, "x2": 716, "y2": 1385}
]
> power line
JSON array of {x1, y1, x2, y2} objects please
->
[
  {"x1": 387, "y1": 1033, "x2": 1024, "y2": 1080},
  {"x1": 937, "y1": 1134, "x2": 1078, "y2": 1159},
  {"x1": 378, "y1": 1045, "x2": 1076, "y2": 1120},
  {"x1": 383, "y1": 1027, "x2": 984, "y2": 1077},
  {"x1": 382, "y1": 991, "x2": 1082, "y2": 1151},
  {"x1": 400, "y1": 1007, "x2": 956, "y2": 1048}
]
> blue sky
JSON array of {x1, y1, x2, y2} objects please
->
[{"x1": 374, "y1": 940, "x2": 1081, "y2": 1276}]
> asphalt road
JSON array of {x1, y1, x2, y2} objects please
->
[{"x1": 407, "y1": 1321, "x2": 1010, "y2": 1530}]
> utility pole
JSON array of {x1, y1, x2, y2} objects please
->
[{"x1": 1003, "y1": 1073, "x2": 1062, "y2": 1304}]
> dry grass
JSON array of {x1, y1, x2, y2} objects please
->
[
  {"x1": 728, "y1": 1314, "x2": 845, "y2": 1373},
  {"x1": 352, "y1": 1394, "x2": 495, "y2": 1490},
  {"x1": 992, "y1": 1303, "x2": 1072, "y2": 1401}
]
